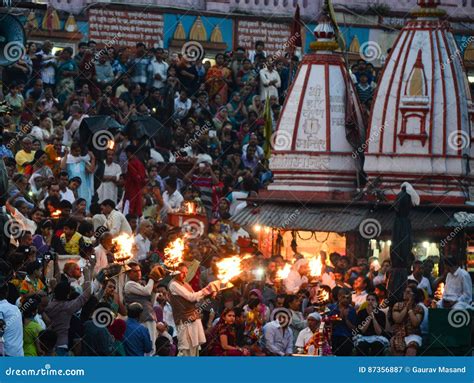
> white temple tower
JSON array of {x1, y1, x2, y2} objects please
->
[
  {"x1": 268, "y1": 7, "x2": 366, "y2": 202},
  {"x1": 365, "y1": 0, "x2": 474, "y2": 204}
]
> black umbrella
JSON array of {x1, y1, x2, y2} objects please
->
[
  {"x1": 387, "y1": 184, "x2": 417, "y2": 305},
  {"x1": 125, "y1": 115, "x2": 171, "y2": 148},
  {"x1": 78, "y1": 115, "x2": 123, "y2": 157}
]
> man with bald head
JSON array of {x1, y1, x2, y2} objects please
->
[
  {"x1": 134, "y1": 219, "x2": 153, "y2": 262},
  {"x1": 15, "y1": 137, "x2": 35, "y2": 174}
]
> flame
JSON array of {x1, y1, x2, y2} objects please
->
[
  {"x1": 164, "y1": 237, "x2": 184, "y2": 269},
  {"x1": 309, "y1": 256, "x2": 323, "y2": 277},
  {"x1": 319, "y1": 289, "x2": 330, "y2": 303},
  {"x1": 216, "y1": 255, "x2": 248, "y2": 284},
  {"x1": 107, "y1": 140, "x2": 115, "y2": 150},
  {"x1": 276, "y1": 263, "x2": 291, "y2": 280},
  {"x1": 51, "y1": 209, "x2": 62, "y2": 218},
  {"x1": 112, "y1": 233, "x2": 134, "y2": 264},
  {"x1": 439, "y1": 282, "x2": 445, "y2": 295},
  {"x1": 184, "y1": 201, "x2": 196, "y2": 215},
  {"x1": 55, "y1": 156, "x2": 61, "y2": 161}
]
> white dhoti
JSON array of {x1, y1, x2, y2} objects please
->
[
  {"x1": 177, "y1": 320, "x2": 206, "y2": 356},
  {"x1": 169, "y1": 279, "x2": 210, "y2": 357},
  {"x1": 143, "y1": 320, "x2": 158, "y2": 355}
]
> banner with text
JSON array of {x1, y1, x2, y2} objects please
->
[
  {"x1": 236, "y1": 20, "x2": 292, "y2": 56},
  {"x1": 89, "y1": 8, "x2": 164, "y2": 48}
]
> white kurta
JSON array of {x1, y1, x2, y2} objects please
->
[
  {"x1": 168, "y1": 280, "x2": 207, "y2": 350},
  {"x1": 97, "y1": 162, "x2": 122, "y2": 204},
  {"x1": 259, "y1": 68, "x2": 281, "y2": 99}
]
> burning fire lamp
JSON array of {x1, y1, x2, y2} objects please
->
[
  {"x1": 107, "y1": 140, "x2": 115, "y2": 150},
  {"x1": 308, "y1": 256, "x2": 323, "y2": 283},
  {"x1": 112, "y1": 233, "x2": 134, "y2": 264},
  {"x1": 276, "y1": 263, "x2": 291, "y2": 280},
  {"x1": 215, "y1": 255, "x2": 249, "y2": 290},
  {"x1": 56, "y1": 156, "x2": 61, "y2": 161},
  {"x1": 184, "y1": 201, "x2": 196, "y2": 215},
  {"x1": 51, "y1": 209, "x2": 62, "y2": 219},
  {"x1": 163, "y1": 237, "x2": 184, "y2": 270}
]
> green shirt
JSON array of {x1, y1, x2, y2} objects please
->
[{"x1": 24, "y1": 320, "x2": 42, "y2": 356}]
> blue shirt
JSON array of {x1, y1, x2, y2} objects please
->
[
  {"x1": 327, "y1": 304, "x2": 357, "y2": 337},
  {"x1": 123, "y1": 318, "x2": 152, "y2": 356},
  {"x1": 128, "y1": 56, "x2": 150, "y2": 85},
  {"x1": 261, "y1": 320, "x2": 293, "y2": 356},
  {"x1": 0, "y1": 145, "x2": 13, "y2": 159}
]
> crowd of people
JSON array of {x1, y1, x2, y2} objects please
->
[{"x1": 0, "y1": 38, "x2": 471, "y2": 358}]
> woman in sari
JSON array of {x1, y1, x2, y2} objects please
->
[
  {"x1": 390, "y1": 286, "x2": 424, "y2": 356},
  {"x1": 226, "y1": 92, "x2": 247, "y2": 128},
  {"x1": 205, "y1": 53, "x2": 232, "y2": 104},
  {"x1": 209, "y1": 94, "x2": 224, "y2": 116},
  {"x1": 354, "y1": 293, "x2": 389, "y2": 356},
  {"x1": 29, "y1": 149, "x2": 53, "y2": 181},
  {"x1": 207, "y1": 308, "x2": 250, "y2": 356},
  {"x1": 248, "y1": 95, "x2": 264, "y2": 118},
  {"x1": 237, "y1": 122, "x2": 251, "y2": 146},
  {"x1": 236, "y1": 59, "x2": 257, "y2": 90},
  {"x1": 212, "y1": 106, "x2": 231, "y2": 132},
  {"x1": 61, "y1": 142, "x2": 95, "y2": 212}
]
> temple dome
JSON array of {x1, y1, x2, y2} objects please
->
[
  {"x1": 364, "y1": 0, "x2": 474, "y2": 204},
  {"x1": 268, "y1": 7, "x2": 366, "y2": 201}
]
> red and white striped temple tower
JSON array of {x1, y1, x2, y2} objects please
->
[
  {"x1": 364, "y1": 0, "x2": 474, "y2": 204},
  {"x1": 266, "y1": 7, "x2": 366, "y2": 202}
]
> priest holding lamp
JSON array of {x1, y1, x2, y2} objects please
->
[{"x1": 168, "y1": 263, "x2": 217, "y2": 356}]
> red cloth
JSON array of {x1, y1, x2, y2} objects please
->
[
  {"x1": 124, "y1": 157, "x2": 146, "y2": 216},
  {"x1": 108, "y1": 319, "x2": 126, "y2": 341}
]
